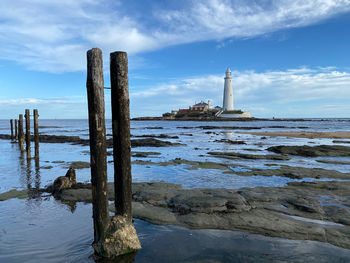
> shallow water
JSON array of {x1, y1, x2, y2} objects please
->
[
  {"x1": 1, "y1": 198, "x2": 350, "y2": 263},
  {"x1": 0, "y1": 119, "x2": 350, "y2": 261}
]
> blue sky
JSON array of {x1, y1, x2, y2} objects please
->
[{"x1": 0, "y1": 0, "x2": 350, "y2": 119}]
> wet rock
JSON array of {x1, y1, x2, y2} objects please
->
[
  {"x1": 323, "y1": 205, "x2": 350, "y2": 226},
  {"x1": 40, "y1": 165, "x2": 53, "y2": 169},
  {"x1": 169, "y1": 191, "x2": 228, "y2": 214},
  {"x1": 214, "y1": 139, "x2": 246, "y2": 145},
  {"x1": 60, "y1": 188, "x2": 92, "y2": 201},
  {"x1": 131, "y1": 138, "x2": 183, "y2": 147},
  {"x1": 267, "y1": 145, "x2": 350, "y2": 157},
  {"x1": 243, "y1": 148, "x2": 262, "y2": 151},
  {"x1": 179, "y1": 133, "x2": 193, "y2": 136},
  {"x1": 93, "y1": 215, "x2": 141, "y2": 258},
  {"x1": 67, "y1": 161, "x2": 90, "y2": 169},
  {"x1": 198, "y1": 126, "x2": 262, "y2": 130},
  {"x1": 44, "y1": 173, "x2": 350, "y2": 250},
  {"x1": 0, "y1": 134, "x2": 89, "y2": 145},
  {"x1": 133, "y1": 134, "x2": 179, "y2": 139},
  {"x1": 132, "y1": 182, "x2": 181, "y2": 203},
  {"x1": 235, "y1": 165, "x2": 350, "y2": 179},
  {"x1": 132, "y1": 159, "x2": 232, "y2": 171},
  {"x1": 131, "y1": 202, "x2": 178, "y2": 225},
  {"x1": 316, "y1": 159, "x2": 350, "y2": 165},
  {"x1": 0, "y1": 189, "x2": 28, "y2": 201},
  {"x1": 52, "y1": 168, "x2": 77, "y2": 194},
  {"x1": 284, "y1": 197, "x2": 324, "y2": 214},
  {"x1": 208, "y1": 151, "x2": 290, "y2": 160},
  {"x1": 131, "y1": 151, "x2": 161, "y2": 158},
  {"x1": 333, "y1": 140, "x2": 350, "y2": 144}
]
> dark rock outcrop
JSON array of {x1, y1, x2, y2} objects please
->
[
  {"x1": 51, "y1": 168, "x2": 77, "y2": 194},
  {"x1": 267, "y1": 145, "x2": 350, "y2": 157},
  {"x1": 208, "y1": 151, "x2": 290, "y2": 160},
  {"x1": 131, "y1": 138, "x2": 183, "y2": 147}
]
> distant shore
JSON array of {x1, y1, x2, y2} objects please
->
[{"x1": 131, "y1": 117, "x2": 341, "y2": 122}]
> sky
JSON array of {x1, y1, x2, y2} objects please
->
[{"x1": 0, "y1": 0, "x2": 350, "y2": 119}]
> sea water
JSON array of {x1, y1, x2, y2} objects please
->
[{"x1": 0, "y1": 119, "x2": 350, "y2": 262}]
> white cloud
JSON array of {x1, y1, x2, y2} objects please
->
[
  {"x1": 2, "y1": 67, "x2": 350, "y2": 118},
  {"x1": 0, "y1": 0, "x2": 350, "y2": 72},
  {"x1": 130, "y1": 67, "x2": 350, "y2": 117},
  {"x1": 0, "y1": 96, "x2": 87, "y2": 119}
]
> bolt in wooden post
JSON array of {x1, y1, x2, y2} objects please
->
[
  {"x1": 18, "y1": 114, "x2": 24, "y2": 151},
  {"x1": 15, "y1": 119, "x2": 18, "y2": 140},
  {"x1": 110, "y1": 51, "x2": 133, "y2": 222},
  {"x1": 33, "y1": 109, "x2": 39, "y2": 159},
  {"x1": 25, "y1": 109, "x2": 31, "y2": 159},
  {"x1": 86, "y1": 48, "x2": 109, "y2": 247},
  {"x1": 10, "y1": 119, "x2": 14, "y2": 140}
]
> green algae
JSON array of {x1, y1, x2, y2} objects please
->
[{"x1": 0, "y1": 189, "x2": 28, "y2": 201}]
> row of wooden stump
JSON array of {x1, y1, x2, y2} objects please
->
[
  {"x1": 10, "y1": 109, "x2": 39, "y2": 159},
  {"x1": 8, "y1": 48, "x2": 138, "y2": 259}
]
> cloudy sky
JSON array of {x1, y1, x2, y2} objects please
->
[{"x1": 0, "y1": 0, "x2": 350, "y2": 118}]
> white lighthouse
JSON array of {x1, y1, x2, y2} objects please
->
[
  {"x1": 219, "y1": 68, "x2": 252, "y2": 118},
  {"x1": 222, "y1": 68, "x2": 234, "y2": 111}
]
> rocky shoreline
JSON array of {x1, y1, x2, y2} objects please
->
[
  {"x1": 1, "y1": 122, "x2": 350, "y2": 252},
  {"x1": 239, "y1": 131, "x2": 350, "y2": 139},
  {"x1": 2, "y1": 178, "x2": 350, "y2": 250},
  {"x1": 0, "y1": 134, "x2": 182, "y2": 148}
]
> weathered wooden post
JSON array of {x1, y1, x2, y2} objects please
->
[
  {"x1": 110, "y1": 52, "x2": 133, "y2": 221},
  {"x1": 110, "y1": 51, "x2": 141, "y2": 252},
  {"x1": 86, "y1": 48, "x2": 110, "y2": 255},
  {"x1": 33, "y1": 109, "x2": 39, "y2": 159},
  {"x1": 10, "y1": 119, "x2": 14, "y2": 140},
  {"x1": 25, "y1": 109, "x2": 31, "y2": 159},
  {"x1": 15, "y1": 119, "x2": 18, "y2": 140},
  {"x1": 18, "y1": 114, "x2": 25, "y2": 151}
]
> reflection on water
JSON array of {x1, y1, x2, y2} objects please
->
[
  {"x1": 17, "y1": 147, "x2": 42, "y2": 197},
  {"x1": 35, "y1": 158, "x2": 41, "y2": 192},
  {"x1": 1, "y1": 198, "x2": 350, "y2": 263},
  {"x1": 1, "y1": 119, "x2": 350, "y2": 262}
]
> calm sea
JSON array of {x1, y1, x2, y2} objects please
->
[{"x1": 0, "y1": 119, "x2": 349, "y2": 262}]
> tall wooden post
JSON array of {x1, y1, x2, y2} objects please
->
[
  {"x1": 110, "y1": 52, "x2": 133, "y2": 222},
  {"x1": 18, "y1": 114, "x2": 24, "y2": 152},
  {"x1": 86, "y1": 48, "x2": 109, "y2": 248},
  {"x1": 15, "y1": 119, "x2": 18, "y2": 140},
  {"x1": 33, "y1": 109, "x2": 39, "y2": 159},
  {"x1": 10, "y1": 119, "x2": 14, "y2": 140},
  {"x1": 25, "y1": 109, "x2": 31, "y2": 159}
]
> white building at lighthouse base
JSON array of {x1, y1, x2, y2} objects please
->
[{"x1": 219, "y1": 111, "x2": 251, "y2": 118}]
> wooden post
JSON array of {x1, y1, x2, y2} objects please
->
[
  {"x1": 25, "y1": 109, "x2": 31, "y2": 159},
  {"x1": 10, "y1": 119, "x2": 14, "y2": 140},
  {"x1": 18, "y1": 114, "x2": 24, "y2": 151},
  {"x1": 110, "y1": 51, "x2": 133, "y2": 222},
  {"x1": 15, "y1": 119, "x2": 18, "y2": 140},
  {"x1": 86, "y1": 48, "x2": 109, "y2": 247},
  {"x1": 33, "y1": 109, "x2": 39, "y2": 159}
]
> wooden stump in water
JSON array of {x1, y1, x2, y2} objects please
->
[
  {"x1": 25, "y1": 109, "x2": 31, "y2": 159},
  {"x1": 86, "y1": 48, "x2": 110, "y2": 254},
  {"x1": 18, "y1": 114, "x2": 24, "y2": 152},
  {"x1": 34, "y1": 109, "x2": 39, "y2": 159},
  {"x1": 10, "y1": 119, "x2": 13, "y2": 140},
  {"x1": 15, "y1": 119, "x2": 18, "y2": 140}
]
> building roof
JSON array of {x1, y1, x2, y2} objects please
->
[{"x1": 193, "y1": 101, "x2": 208, "y2": 107}]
